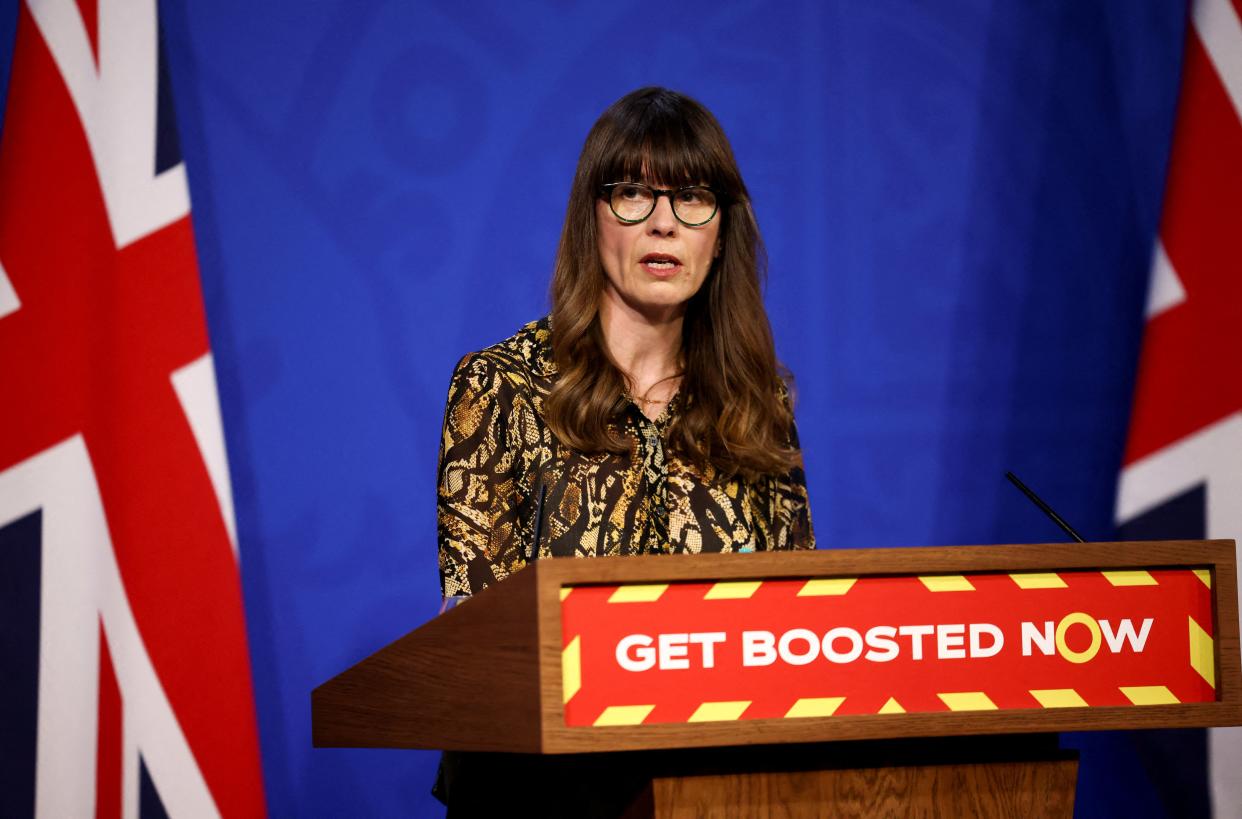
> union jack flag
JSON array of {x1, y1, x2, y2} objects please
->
[
  {"x1": 1116, "y1": 0, "x2": 1242, "y2": 814},
  {"x1": 0, "y1": 1, "x2": 266, "y2": 816}
]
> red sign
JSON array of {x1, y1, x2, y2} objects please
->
[{"x1": 560, "y1": 569, "x2": 1215, "y2": 727}]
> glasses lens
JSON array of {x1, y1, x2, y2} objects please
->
[
  {"x1": 609, "y1": 184, "x2": 655, "y2": 221},
  {"x1": 672, "y1": 187, "x2": 717, "y2": 225}
]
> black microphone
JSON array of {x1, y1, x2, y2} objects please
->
[
  {"x1": 526, "y1": 483, "x2": 548, "y2": 563},
  {"x1": 1005, "y1": 471, "x2": 1086, "y2": 543}
]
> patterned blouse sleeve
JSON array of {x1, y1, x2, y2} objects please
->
[
  {"x1": 771, "y1": 384, "x2": 815, "y2": 550},
  {"x1": 781, "y1": 417, "x2": 815, "y2": 550},
  {"x1": 436, "y1": 353, "x2": 531, "y2": 597}
]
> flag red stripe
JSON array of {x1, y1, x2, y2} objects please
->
[
  {"x1": 1123, "y1": 28, "x2": 1242, "y2": 465},
  {"x1": 72, "y1": 0, "x2": 99, "y2": 67},
  {"x1": 95, "y1": 624, "x2": 121, "y2": 819}
]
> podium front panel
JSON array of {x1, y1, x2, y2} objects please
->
[
  {"x1": 559, "y1": 568, "x2": 1215, "y2": 728},
  {"x1": 534, "y1": 541, "x2": 1241, "y2": 753}
]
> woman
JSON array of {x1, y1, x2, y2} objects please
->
[{"x1": 437, "y1": 86, "x2": 813, "y2": 601}]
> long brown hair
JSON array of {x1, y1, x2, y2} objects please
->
[{"x1": 546, "y1": 87, "x2": 799, "y2": 479}]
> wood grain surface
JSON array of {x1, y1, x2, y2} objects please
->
[
  {"x1": 641, "y1": 758, "x2": 1078, "y2": 818},
  {"x1": 438, "y1": 735, "x2": 1076, "y2": 817},
  {"x1": 311, "y1": 562, "x2": 544, "y2": 751},
  {"x1": 640, "y1": 760, "x2": 1078, "y2": 819}
]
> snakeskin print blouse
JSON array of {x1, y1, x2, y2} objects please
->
[{"x1": 436, "y1": 318, "x2": 814, "y2": 597}]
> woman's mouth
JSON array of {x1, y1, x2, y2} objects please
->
[{"x1": 640, "y1": 253, "x2": 682, "y2": 277}]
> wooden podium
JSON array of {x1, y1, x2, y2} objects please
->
[{"x1": 313, "y1": 541, "x2": 1241, "y2": 816}]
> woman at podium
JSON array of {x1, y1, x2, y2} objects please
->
[{"x1": 436, "y1": 86, "x2": 814, "y2": 601}]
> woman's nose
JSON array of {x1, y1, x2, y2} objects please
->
[{"x1": 647, "y1": 194, "x2": 678, "y2": 235}]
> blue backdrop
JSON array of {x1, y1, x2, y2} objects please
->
[{"x1": 0, "y1": 1, "x2": 1192, "y2": 816}]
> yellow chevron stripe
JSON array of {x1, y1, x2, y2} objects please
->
[
  {"x1": 1120, "y1": 686, "x2": 1179, "y2": 705},
  {"x1": 608, "y1": 584, "x2": 669, "y2": 603},
  {"x1": 704, "y1": 581, "x2": 762, "y2": 600},
  {"x1": 562, "y1": 636, "x2": 581, "y2": 703},
  {"x1": 1193, "y1": 569, "x2": 1211, "y2": 588},
  {"x1": 1009, "y1": 572, "x2": 1068, "y2": 589},
  {"x1": 1189, "y1": 616, "x2": 1216, "y2": 689},
  {"x1": 797, "y1": 578, "x2": 857, "y2": 596},
  {"x1": 784, "y1": 697, "x2": 845, "y2": 718},
  {"x1": 878, "y1": 697, "x2": 906, "y2": 714},
  {"x1": 919, "y1": 575, "x2": 975, "y2": 592},
  {"x1": 593, "y1": 705, "x2": 655, "y2": 726},
  {"x1": 938, "y1": 692, "x2": 997, "y2": 711},
  {"x1": 1030, "y1": 689, "x2": 1088, "y2": 708},
  {"x1": 559, "y1": 587, "x2": 573, "y2": 601},
  {"x1": 1102, "y1": 570, "x2": 1157, "y2": 586},
  {"x1": 688, "y1": 701, "x2": 751, "y2": 722}
]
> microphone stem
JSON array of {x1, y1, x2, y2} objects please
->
[{"x1": 1005, "y1": 471, "x2": 1086, "y2": 543}]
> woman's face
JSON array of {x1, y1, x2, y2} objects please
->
[{"x1": 596, "y1": 183, "x2": 720, "y2": 321}]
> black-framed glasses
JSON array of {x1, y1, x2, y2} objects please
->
[{"x1": 600, "y1": 182, "x2": 719, "y2": 227}]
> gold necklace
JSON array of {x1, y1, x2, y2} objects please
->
[{"x1": 627, "y1": 371, "x2": 681, "y2": 410}]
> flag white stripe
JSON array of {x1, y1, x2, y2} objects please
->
[
  {"x1": 22, "y1": 442, "x2": 102, "y2": 818},
  {"x1": 1115, "y1": 413, "x2": 1242, "y2": 537},
  {"x1": 1145, "y1": 240, "x2": 1186, "y2": 319},
  {"x1": 26, "y1": 0, "x2": 190, "y2": 248},
  {"x1": 0, "y1": 257, "x2": 19, "y2": 319},
  {"x1": 1212, "y1": 727, "x2": 1242, "y2": 818},
  {"x1": 1195, "y1": 0, "x2": 1242, "y2": 126},
  {"x1": 122, "y1": 707, "x2": 139, "y2": 819},
  {"x1": 171, "y1": 354, "x2": 239, "y2": 558}
]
